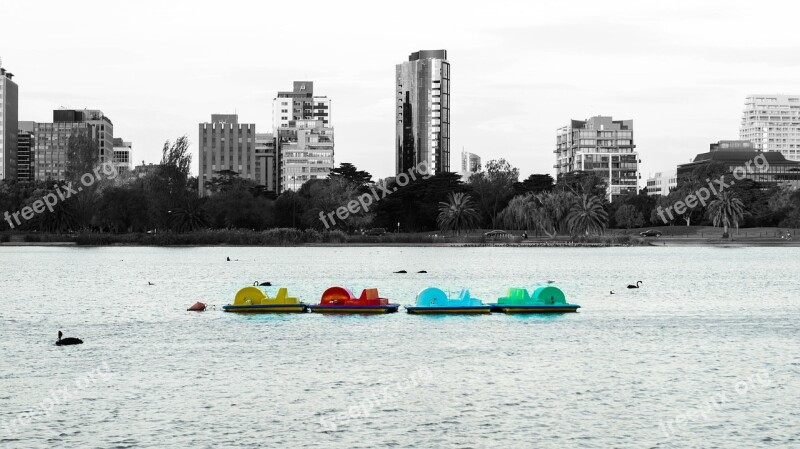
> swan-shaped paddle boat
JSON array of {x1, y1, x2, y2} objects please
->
[
  {"x1": 489, "y1": 286, "x2": 580, "y2": 313},
  {"x1": 405, "y1": 287, "x2": 491, "y2": 314},
  {"x1": 222, "y1": 286, "x2": 308, "y2": 313},
  {"x1": 308, "y1": 286, "x2": 399, "y2": 314}
]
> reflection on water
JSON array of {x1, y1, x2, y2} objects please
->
[{"x1": 1, "y1": 246, "x2": 799, "y2": 448}]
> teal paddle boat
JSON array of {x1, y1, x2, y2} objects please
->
[
  {"x1": 489, "y1": 286, "x2": 580, "y2": 313},
  {"x1": 405, "y1": 287, "x2": 492, "y2": 314}
]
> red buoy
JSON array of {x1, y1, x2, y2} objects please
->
[{"x1": 187, "y1": 301, "x2": 207, "y2": 311}]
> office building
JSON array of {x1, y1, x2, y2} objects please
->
[
  {"x1": 273, "y1": 81, "x2": 331, "y2": 130},
  {"x1": 677, "y1": 140, "x2": 800, "y2": 186},
  {"x1": 645, "y1": 170, "x2": 677, "y2": 196},
  {"x1": 17, "y1": 121, "x2": 34, "y2": 182},
  {"x1": 272, "y1": 81, "x2": 335, "y2": 192},
  {"x1": 277, "y1": 119, "x2": 334, "y2": 191},
  {"x1": 555, "y1": 115, "x2": 639, "y2": 201},
  {"x1": 112, "y1": 138, "x2": 132, "y2": 174},
  {"x1": 53, "y1": 109, "x2": 114, "y2": 163},
  {"x1": 198, "y1": 114, "x2": 258, "y2": 195},
  {"x1": 396, "y1": 49, "x2": 450, "y2": 175},
  {"x1": 459, "y1": 150, "x2": 481, "y2": 181},
  {"x1": 0, "y1": 61, "x2": 19, "y2": 181},
  {"x1": 740, "y1": 94, "x2": 800, "y2": 161}
]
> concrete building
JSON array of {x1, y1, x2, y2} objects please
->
[
  {"x1": 396, "y1": 50, "x2": 450, "y2": 175},
  {"x1": 53, "y1": 109, "x2": 114, "y2": 163},
  {"x1": 255, "y1": 133, "x2": 278, "y2": 193},
  {"x1": 555, "y1": 115, "x2": 639, "y2": 201},
  {"x1": 271, "y1": 81, "x2": 334, "y2": 192},
  {"x1": 272, "y1": 81, "x2": 331, "y2": 130},
  {"x1": 277, "y1": 119, "x2": 334, "y2": 191},
  {"x1": 17, "y1": 121, "x2": 34, "y2": 182},
  {"x1": 740, "y1": 94, "x2": 800, "y2": 161},
  {"x1": 112, "y1": 138, "x2": 132, "y2": 174},
  {"x1": 645, "y1": 170, "x2": 677, "y2": 196},
  {"x1": 677, "y1": 140, "x2": 800, "y2": 187},
  {"x1": 0, "y1": 61, "x2": 19, "y2": 181},
  {"x1": 198, "y1": 114, "x2": 258, "y2": 196}
]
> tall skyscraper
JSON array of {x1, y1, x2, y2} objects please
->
[
  {"x1": 740, "y1": 94, "x2": 800, "y2": 161},
  {"x1": 459, "y1": 149, "x2": 481, "y2": 181},
  {"x1": 198, "y1": 114, "x2": 257, "y2": 196},
  {"x1": 396, "y1": 49, "x2": 450, "y2": 175},
  {"x1": 0, "y1": 60, "x2": 19, "y2": 181},
  {"x1": 555, "y1": 116, "x2": 639, "y2": 201},
  {"x1": 272, "y1": 81, "x2": 334, "y2": 192}
]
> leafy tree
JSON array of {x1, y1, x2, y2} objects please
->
[
  {"x1": 567, "y1": 194, "x2": 608, "y2": 236},
  {"x1": 468, "y1": 159, "x2": 519, "y2": 227},
  {"x1": 437, "y1": 192, "x2": 480, "y2": 235},
  {"x1": 94, "y1": 187, "x2": 149, "y2": 232},
  {"x1": 374, "y1": 172, "x2": 468, "y2": 232},
  {"x1": 556, "y1": 171, "x2": 607, "y2": 199},
  {"x1": 707, "y1": 190, "x2": 745, "y2": 237},
  {"x1": 329, "y1": 163, "x2": 373, "y2": 192},
  {"x1": 64, "y1": 130, "x2": 99, "y2": 183},
  {"x1": 514, "y1": 174, "x2": 554, "y2": 196},
  {"x1": 615, "y1": 204, "x2": 644, "y2": 229}
]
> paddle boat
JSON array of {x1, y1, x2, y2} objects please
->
[
  {"x1": 222, "y1": 286, "x2": 308, "y2": 313},
  {"x1": 489, "y1": 286, "x2": 580, "y2": 313},
  {"x1": 405, "y1": 287, "x2": 492, "y2": 314},
  {"x1": 308, "y1": 286, "x2": 400, "y2": 314}
]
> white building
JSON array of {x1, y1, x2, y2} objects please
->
[
  {"x1": 740, "y1": 94, "x2": 800, "y2": 161},
  {"x1": 277, "y1": 119, "x2": 334, "y2": 191},
  {"x1": 459, "y1": 150, "x2": 481, "y2": 181},
  {"x1": 645, "y1": 170, "x2": 677, "y2": 196},
  {"x1": 272, "y1": 81, "x2": 334, "y2": 191},
  {"x1": 555, "y1": 116, "x2": 640, "y2": 201},
  {"x1": 112, "y1": 138, "x2": 132, "y2": 174}
]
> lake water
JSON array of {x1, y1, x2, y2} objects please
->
[{"x1": 0, "y1": 246, "x2": 798, "y2": 448}]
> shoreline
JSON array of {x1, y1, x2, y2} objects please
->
[{"x1": 3, "y1": 239, "x2": 800, "y2": 248}]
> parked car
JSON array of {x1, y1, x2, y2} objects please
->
[
  {"x1": 365, "y1": 228, "x2": 387, "y2": 236},
  {"x1": 639, "y1": 230, "x2": 663, "y2": 237},
  {"x1": 484, "y1": 230, "x2": 509, "y2": 238}
]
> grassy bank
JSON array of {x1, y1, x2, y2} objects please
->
[{"x1": 0, "y1": 229, "x2": 641, "y2": 247}]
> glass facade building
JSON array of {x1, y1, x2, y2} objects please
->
[
  {"x1": 0, "y1": 64, "x2": 18, "y2": 181},
  {"x1": 396, "y1": 50, "x2": 450, "y2": 175},
  {"x1": 555, "y1": 116, "x2": 639, "y2": 201},
  {"x1": 277, "y1": 119, "x2": 334, "y2": 192}
]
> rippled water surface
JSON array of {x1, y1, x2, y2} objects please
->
[{"x1": 1, "y1": 246, "x2": 799, "y2": 448}]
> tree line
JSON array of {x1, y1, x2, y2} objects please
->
[{"x1": 2, "y1": 134, "x2": 800, "y2": 237}]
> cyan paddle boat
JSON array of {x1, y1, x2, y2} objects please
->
[
  {"x1": 222, "y1": 286, "x2": 308, "y2": 313},
  {"x1": 405, "y1": 287, "x2": 492, "y2": 314},
  {"x1": 489, "y1": 286, "x2": 580, "y2": 313},
  {"x1": 308, "y1": 286, "x2": 400, "y2": 314}
]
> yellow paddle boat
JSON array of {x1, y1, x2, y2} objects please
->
[{"x1": 223, "y1": 286, "x2": 308, "y2": 313}]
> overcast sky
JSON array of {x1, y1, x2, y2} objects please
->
[{"x1": 2, "y1": 0, "x2": 799, "y2": 182}]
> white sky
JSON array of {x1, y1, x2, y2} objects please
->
[{"x1": 2, "y1": 0, "x2": 799, "y2": 181}]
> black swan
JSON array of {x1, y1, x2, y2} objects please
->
[
  {"x1": 610, "y1": 291, "x2": 615, "y2": 295},
  {"x1": 417, "y1": 270, "x2": 427, "y2": 274},
  {"x1": 56, "y1": 331, "x2": 83, "y2": 346},
  {"x1": 255, "y1": 281, "x2": 272, "y2": 286},
  {"x1": 627, "y1": 281, "x2": 642, "y2": 289},
  {"x1": 394, "y1": 270, "x2": 407, "y2": 274}
]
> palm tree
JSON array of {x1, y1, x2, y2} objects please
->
[
  {"x1": 437, "y1": 192, "x2": 480, "y2": 236},
  {"x1": 707, "y1": 190, "x2": 745, "y2": 237},
  {"x1": 567, "y1": 194, "x2": 608, "y2": 236}
]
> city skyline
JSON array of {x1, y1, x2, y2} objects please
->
[{"x1": 3, "y1": 0, "x2": 799, "y2": 183}]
